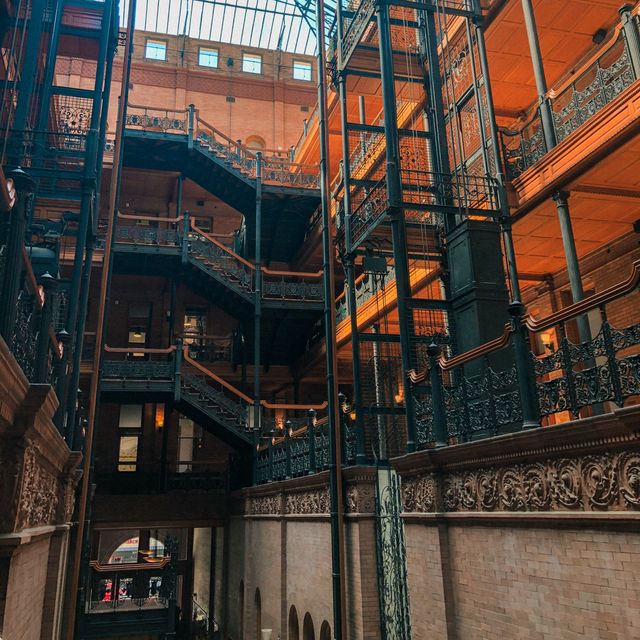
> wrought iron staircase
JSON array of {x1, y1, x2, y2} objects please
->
[{"x1": 119, "y1": 104, "x2": 321, "y2": 262}]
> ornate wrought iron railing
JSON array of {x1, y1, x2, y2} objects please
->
[
  {"x1": 255, "y1": 400, "x2": 356, "y2": 484},
  {"x1": 500, "y1": 25, "x2": 638, "y2": 180},
  {"x1": 87, "y1": 540, "x2": 177, "y2": 615},
  {"x1": 124, "y1": 103, "x2": 320, "y2": 189},
  {"x1": 410, "y1": 259, "x2": 640, "y2": 445},
  {"x1": 1, "y1": 247, "x2": 64, "y2": 385}
]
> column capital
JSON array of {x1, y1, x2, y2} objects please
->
[{"x1": 552, "y1": 190, "x2": 571, "y2": 204}]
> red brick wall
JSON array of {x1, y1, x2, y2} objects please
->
[
  {"x1": 3, "y1": 537, "x2": 51, "y2": 640},
  {"x1": 405, "y1": 521, "x2": 640, "y2": 639}
]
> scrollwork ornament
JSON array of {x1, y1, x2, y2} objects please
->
[
  {"x1": 477, "y1": 469, "x2": 500, "y2": 511},
  {"x1": 460, "y1": 472, "x2": 478, "y2": 510},
  {"x1": 523, "y1": 463, "x2": 550, "y2": 510},
  {"x1": 500, "y1": 467, "x2": 526, "y2": 511},
  {"x1": 442, "y1": 476, "x2": 460, "y2": 512},
  {"x1": 549, "y1": 458, "x2": 581, "y2": 509},
  {"x1": 582, "y1": 455, "x2": 617, "y2": 509},
  {"x1": 402, "y1": 474, "x2": 436, "y2": 513},
  {"x1": 618, "y1": 452, "x2": 640, "y2": 508}
]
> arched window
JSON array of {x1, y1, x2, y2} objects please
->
[
  {"x1": 320, "y1": 621, "x2": 331, "y2": 640},
  {"x1": 246, "y1": 135, "x2": 266, "y2": 150},
  {"x1": 289, "y1": 605, "x2": 300, "y2": 640},
  {"x1": 303, "y1": 612, "x2": 315, "y2": 640},
  {"x1": 255, "y1": 588, "x2": 262, "y2": 640},
  {"x1": 239, "y1": 580, "x2": 245, "y2": 639}
]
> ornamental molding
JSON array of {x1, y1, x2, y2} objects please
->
[
  {"x1": 285, "y1": 487, "x2": 329, "y2": 515},
  {"x1": 16, "y1": 444, "x2": 59, "y2": 529},
  {"x1": 248, "y1": 494, "x2": 281, "y2": 515},
  {"x1": 401, "y1": 450, "x2": 640, "y2": 514}
]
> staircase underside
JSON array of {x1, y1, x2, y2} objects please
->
[
  {"x1": 100, "y1": 381, "x2": 254, "y2": 450},
  {"x1": 122, "y1": 131, "x2": 320, "y2": 262}
]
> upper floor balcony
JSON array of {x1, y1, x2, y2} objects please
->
[{"x1": 499, "y1": 7, "x2": 640, "y2": 201}]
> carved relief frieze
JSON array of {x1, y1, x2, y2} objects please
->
[
  {"x1": 345, "y1": 483, "x2": 376, "y2": 514},
  {"x1": 285, "y1": 488, "x2": 329, "y2": 515},
  {"x1": 16, "y1": 444, "x2": 59, "y2": 530},
  {"x1": 249, "y1": 494, "x2": 281, "y2": 515},
  {"x1": 401, "y1": 451, "x2": 640, "y2": 514}
]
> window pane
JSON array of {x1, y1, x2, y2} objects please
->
[
  {"x1": 199, "y1": 48, "x2": 218, "y2": 67},
  {"x1": 145, "y1": 40, "x2": 166, "y2": 60},
  {"x1": 293, "y1": 61, "x2": 311, "y2": 81},
  {"x1": 118, "y1": 436, "x2": 139, "y2": 471},
  {"x1": 242, "y1": 54, "x2": 262, "y2": 74},
  {"x1": 119, "y1": 404, "x2": 143, "y2": 428}
]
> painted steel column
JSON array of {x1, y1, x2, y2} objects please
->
[
  {"x1": 520, "y1": 0, "x2": 556, "y2": 150},
  {"x1": 0, "y1": 169, "x2": 34, "y2": 339},
  {"x1": 620, "y1": 4, "x2": 640, "y2": 77},
  {"x1": 376, "y1": 0, "x2": 418, "y2": 453},
  {"x1": 253, "y1": 151, "x2": 262, "y2": 447},
  {"x1": 474, "y1": 8, "x2": 541, "y2": 429},
  {"x1": 11, "y1": 0, "x2": 47, "y2": 135},
  {"x1": 64, "y1": 0, "x2": 136, "y2": 633},
  {"x1": 318, "y1": 0, "x2": 347, "y2": 633},
  {"x1": 338, "y1": 75, "x2": 365, "y2": 464},
  {"x1": 552, "y1": 191, "x2": 591, "y2": 343},
  {"x1": 36, "y1": 0, "x2": 65, "y2": 131}
]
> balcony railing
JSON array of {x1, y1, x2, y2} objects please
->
[
  {"x1": 123, "y1": 103, "x2": 320, "y2": 189},
  {"x1": 500, "y1": 23, "x2": 639, "y2": 180},
  {"x1": 411, "y1": 259, "x2": 640, "y2": 446}
]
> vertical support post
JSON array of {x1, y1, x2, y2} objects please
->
[
  {"x1": 188, "y1": 104, "x2": 195, "y2": 149},
  {"x1": 337, "y1": 74, "x2": 365, "y2": 465},
  {"x1": 174, "y1": 338, "x2": 183, "y2": 402},
  {"x1": 318, "y1": 0, "x2": 347, "y2": 633},
  {"x1": 376, "y1": 1, "x2": 417, "y2": 453},
  {"x1": 0, "y1": 169, "x2": 34, "y2": 339},
  {"x1": 181, "y1": 210, "x2": 190, "y2": 264},
  {"x1": 176, "y1": 174, "x2": 183, "y2": 225},
  {"x1": 285, "y1": 419, "x2": 292, "y2": 479},
  {"x1": 160, "y1": 404, "x2": 169, "y2": 491},
  {"x1": 254, "y1": 152, "x2": 262, "y2": 446},
  {"x1": 57, "y1": 129, "x2": 98, "y2": 433},
  {"x1": 35, "y1": 273, "x2": 56, "y2": 382},
  {"x1": 268, "y1": 430, "x2": 274, "y2": 482},
  {"x1": 620, "y1": 5, "x2": 640, "y2": 77},
  {"x1": 520, "y1": 0, "x2": 556, "y2": 150},
  {"x1": 36, "y1": 0, "x2": 65, "y2": 131},
  {"x1": 10, "y1": 0, "x2": 47, "y2": 136},
  {"x1": 552, "y1": 191, "x2": 590, "y2": 344},
  {"x1": 509, "y1": 302, "x2": 540, "y2": 429},
  {"x1": 308, "y1": 409, "x2": 317, "y2": 474},
  {"x1": 427, "y1": 344, "x2": 448, "y2": 447}
]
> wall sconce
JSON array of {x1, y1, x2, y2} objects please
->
[{"x1": 155, "y1": 404, "x2": 165, "y2": 430}]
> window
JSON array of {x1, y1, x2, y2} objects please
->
[
  {"x1": 119, "y1": 404, "x2": 143, "y2": 429},
  {"x1": 118, "y1": 436, "x2": 139, "y2": 472},
  {"x1": 145, "y1": 39, "x2": 167, "y2": 61},
  {"x1": 242, "y1": 53, "x2": 262, "y2": 74},
  {"x1": 198, "y1": 47, "x2": 219, "y2": 68},
  {"x1": 293, "y1": 60, "x2": 312, "y2": 81}
]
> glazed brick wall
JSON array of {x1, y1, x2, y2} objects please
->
[
  {"x1": 244, "y1": 519, "x2": 283, "y2": 637},
  {"x1": 228, "y1": 515, "x2": 380, "y2": 640},
  {"x1": 285, "y1": 520, "x2": 333, "y2": 638},
  {"x1": 405, "y1": 522, "x2": 640, "y2": 640},
  {"x1": 3, "y1": 537, "x2": 51, "y2": 640}
]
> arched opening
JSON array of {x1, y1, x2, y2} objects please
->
[
  {"x1": 288, "y1": 605, "x2": 300, "y2": 640},
  {"x1": 239, "y1": 580, "x2": 245, "y2": 639},
  {"x1": 255, "y1": 588, "x2": 262, "y2": 640},
  {"x1": 245, "y1": 135, "x2": 265, "y2": 150},
  {"x1": 320, "y1": 620, "x2": 331, "y2": 640},
  {"x1": 303, "y1": 612, "x2": 315, "y2": 640}
]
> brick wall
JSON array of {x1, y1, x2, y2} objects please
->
[
  {"x1": 3, "y1": 537, "x2": 51, "y2": 640},
  {"x1": 405, "y1": 522, "x2": 640, "y2": 640}
]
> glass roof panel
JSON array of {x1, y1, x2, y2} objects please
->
[{"x1": 120, "y1": 0, "x2": 338, "y2": 56}]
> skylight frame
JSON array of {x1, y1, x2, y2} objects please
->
[{"x1": 120, "y1": 0, "x2": 339, "y2": 56}]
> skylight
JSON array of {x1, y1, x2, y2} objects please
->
[{"x1": 120, "y1": 0, "x2": 339, "y2": 56}]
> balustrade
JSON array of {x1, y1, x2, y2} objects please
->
[
  {"x1": 410, "y1": 259, "x2": 640, "y2": 446},
  {"x1": 500, "y1": 20, "x2": 640, "y2": 180},
  {"x1": 123, "y1": 103, "x2": 319, "y2": 189}
]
